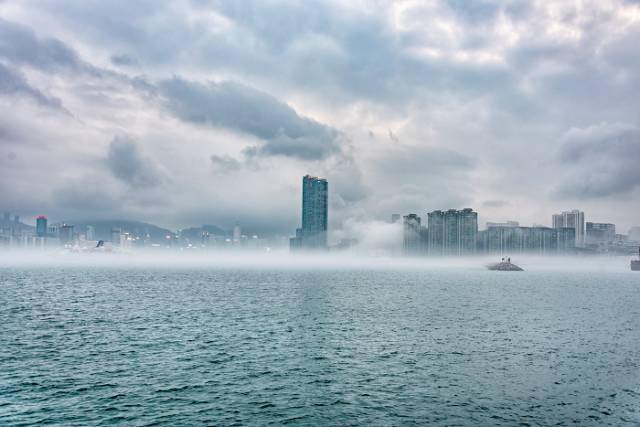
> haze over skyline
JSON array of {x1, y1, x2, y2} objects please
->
[{"x1": 1, "y1": 1, "x2": 639, "y2": 234}]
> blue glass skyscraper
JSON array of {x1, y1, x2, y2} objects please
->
[{"x1": 300, "y1": 175, "x2": 328, "y2": 249}]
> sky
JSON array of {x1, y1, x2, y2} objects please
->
[{"x1": 0, "y1": 0, "x2": 639, "y2": 236}]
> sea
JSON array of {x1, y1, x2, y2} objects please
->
[{"x1": 1, "y1": 254, "x2": 639, "y2": 425}]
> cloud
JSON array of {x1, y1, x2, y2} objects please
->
[
  {"x1": 554, "y1": 123, "x2": 640, "y2": 199},
  {"x1": 0, "y1": 17, "x2": 82, "y2": 71},
  {"x1": 1, "y1": 1, "x2": 640, "y2": 233},
  {"x1": 210, "y1": 154, "x2": 242, "y2": 173},
  {"x1": 482, "y1": 200, "x2": 509, "y2": 208},
  {"x1": 0, "y1": 63, "x2": 65, "y2": 109},
  {"x1": 110, "y1": 54, "x2": 138, "y2": 67},
  {"x1": 158, "y1": 77, "x2": 342, "y2": 160},
  {"x1": 106, "y1": 135, "x2": 163, "y2": 188}
]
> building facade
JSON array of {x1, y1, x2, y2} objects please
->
[
  {"x1": 403, "y1": 214, "x2": 424, "y2": 255},
  {"x1": 427, "y1": 208, "x2": 478, "y2": 255},
  {"x1": 480, "y1": 224, "x2": 575, "y2": 254},
  {"x1": 291, "y1": 175, "x2": 328, "y2": 251},
  {"x1": 552, "y1": 210, "x2": 585, "y2": 247},
  {"x1": 36, "y1": 216, "x2": 48, "y2": 237},
  {"x1": 585, "y1": 222, "x2": 615, "y2": 244}
]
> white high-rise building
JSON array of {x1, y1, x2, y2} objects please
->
[
  {"x1": 233, "y1": 224, "x2": 241, "y2": 244},
  {"x1": 552, "y1": 210, "x2": 585, "y2": 247}
]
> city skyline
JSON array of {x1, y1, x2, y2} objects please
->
[{"x1": 1, "y1": 199, "x2": 638, "y2": 240}]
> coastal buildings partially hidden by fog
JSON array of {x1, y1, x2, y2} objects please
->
[
  {"x1": 396, "y1": 207, "x2": 638, "y2": 256},
  {"x1": 552, "y1": 209, "x2": 585, "y2": 247},
  {"x1": 1, "y1": 194, "x2": 639, "y2": 256},
  {"x1": 0, "y1": 211, "x2": 278, "y2": 252},
  {"x1": 427, "y1": 209, "x2": 478, "y2": 256},
  {"x1": 478, "y1": 223, "x2": 575, "y2": 255},
  {"x1": 290, "y1": 175, "x2": 329, "y2": 251}
]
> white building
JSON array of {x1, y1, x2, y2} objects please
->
[{"x1": 552, "y1": 210, "x2": 585, "y2": 247}]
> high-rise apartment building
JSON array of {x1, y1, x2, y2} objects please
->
[
  {"x1": 481, "y1": 224, "x2": 575, "y2": 254},
  {"x1": 427, "y1": 210, "x2": 445, "y2": 255},
  {"x1": 86, "y1": 225, "x2": 95, "y2": 241},
  {"x1": 403, "y1": 214, "x2": 422, "y2": 255},
  {"x1": 586, "y1": 222, "x2": 615, "y2": 244},
  {"x1": 428, "y1": 208, "x2": 478, "y2": 255},
  {"x1": 59, "y1": 224, "x2": 74, "y2": 246},
  {"x1": 552, "y1": 210, "x2": 585, "y2": 247},
  {"x1": 233, "y1": 224, "x2": 241, "y2": 244}
]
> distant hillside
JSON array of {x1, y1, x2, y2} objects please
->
[
  {"x1": 67, "y1": 220, "x2": 175, "y2": 243},
  {"x1": 179, "y1": 224, "x2": 227, "y2": 242}
]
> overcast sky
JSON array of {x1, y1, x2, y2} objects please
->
[{"x1": 1, "y1": 0, "x2": 639, "y2": 235}]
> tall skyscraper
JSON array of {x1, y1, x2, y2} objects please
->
[
  {"x1": 291, "y1": 175, "x2": 328, "y2": 251},
  {"x1": 36, "y1": 216, "x2": 47, "y2": 237},
  {"x1": 552, "y1": 210, "x2": 585, "y2": 247}
]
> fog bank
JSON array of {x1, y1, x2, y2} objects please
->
[{"x1": 0, "y1": 250, "x2": 635, "y2": 273}]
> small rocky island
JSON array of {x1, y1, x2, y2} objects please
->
[{"x1": 487, "y1": 257, "x2": 524, "y2": 271}]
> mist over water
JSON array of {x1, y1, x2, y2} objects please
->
[{"x1": 0, "y1": 249, "x2": 635, "y2": 273}]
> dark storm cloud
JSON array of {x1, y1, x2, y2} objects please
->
[
  {"x1": 159, "y1": 77, "x2": 341, "y2": 160},
  {"x1": 0, "y1": 63, "x2": 64, "y2": 109},
  {"x1": 554, "y1": 123, "x2": 640, "y2": 199},
  {"x1": 0, "y1": 18, "x2": 81, "y2": 71},
  {"x1": 107, "y1": 135, "x2": 163, "y2": 187}
]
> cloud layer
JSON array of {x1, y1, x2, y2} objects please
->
[{"x1": 1, "y1": 0, "x2": 639, "y2": 235}]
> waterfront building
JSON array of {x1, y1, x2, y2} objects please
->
[
  {"x1": 391, "y1": 214, "x2": 401, "y2": 223},
  {"x1": 59, "y1": 224, "x2": 74, "y2": 246},
  {"x1": 552, "y1": 210, "x2": 585, "y2": 247},
  {"x1": 289, "y1": 228, "x2": 303, "y2": 251},
  {"x1": 233, "y1": 224, "x2": 241, "y2": 244},
  {"x1": 402, "y1": 214, "x2": 422, "y2": 255},
  {"x1": 482, "y1": 224, "x2": 575, "y2": 254},
  {"x1": 36, "y1": 216, "x2": 47, "y2": 237},
  {"x1": 427, "y1": 210, "x2": 445, "y2": 255},
  {"x1": 458, "y1": 208, "x2": 478, "y2": 255},
  {"x1": 552, "y1": 214, "x2": 564, "y2": 229},
  {"x1": 290, "y1": 175, "x2": 328, "y2": 251},
  {"x1": 86, "y1": 225, "x2": 95, "y2": 241},
  {"x1": 428, "y1": 208, "x2": 478, "y2": 255},
  {"x1": 486, "y1": 221, "x2": 519, "y2": 228},
  {"x1": 586, "y1": 222, "x2": 616, "y2": 244},
  {"x1": 111, "y1": 228, "x2": 121, "y2": 245}
]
